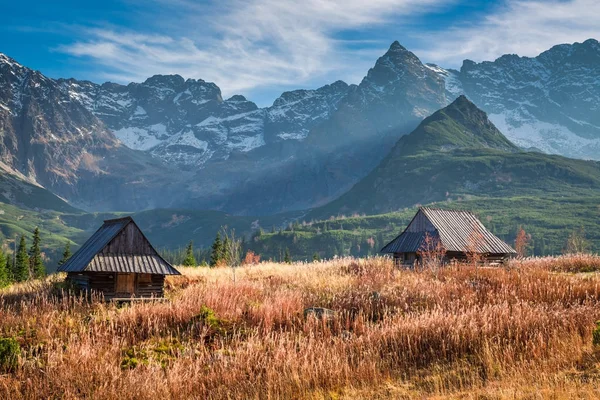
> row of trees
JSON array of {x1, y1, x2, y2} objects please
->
[
  {"x1": 172, "y1": 224, "x2": 594, "y2": 268},
  {"x1": 514, "y1": 226, "x2": 590, "y2": 258},
  {"x1": 0, "y1": 228, "x2": 53, "y2": 287},
  {"x1": 179, "y1": 228, "x2": 269, "y2": 268}
]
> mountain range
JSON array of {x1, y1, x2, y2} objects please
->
[
  {"x1": 310, "y1": 95, "x2": 600, "y2": 218},
  {"x1": 2, "y1": 39, "x2": 600, "y2": 215}
]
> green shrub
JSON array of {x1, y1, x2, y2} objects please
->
[
  {"x1": 196, "y1": 305, "x2": 222, "y2": 329},
  {"x1": 593, "y1": 321, "x2": 600, "y2": 347},
  {"x1": 120, "y1": 346, "x2": 148, "y2": 370},
  {"x1": 0, "y1": 337, "x2": 20, "y2": 372},
  {"x1": 189, "y1": 306, "x2": 236, "y2": 339}
]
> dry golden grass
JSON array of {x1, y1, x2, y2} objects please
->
[{"x1": 1, "y1": 256, "x2": 600, "y2": 399}]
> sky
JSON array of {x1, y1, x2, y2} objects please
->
[{"x1": 2, "y1": 0, "x2": 599, "y2": 106}]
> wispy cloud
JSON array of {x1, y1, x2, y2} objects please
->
[
  {"x1": 417, "y1": 0, "x2": 600, "y2": 67},
  {"x1": 56, "y1": 0, "x2": 599, "y2": 102},
  {"x1": 58, "y1": 0, "x2": 453, "y2": 99}
]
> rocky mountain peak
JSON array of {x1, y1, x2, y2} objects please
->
[
  {"x1": 226, "y1": 94, "x2": 248, "y2": 102},
  {"x1": 388, "y1": 40, "x2": 407, "y2": 52},
  {"x1": 0, "y1": 53, "x2": 16, "y2": 65},
  {"x1": 583, "y1": 38, "x2": 600, "y2": 50},
  {"x1": 450, "y1": 39, "x2": 600, "y2": 159},
  {"x1": 142, "y1": 74, "x2": 186, "y2": 89},
  {"x1": 397, "y1": 94, "x2": 518, "y2": 154},
  {"x1": 358, "y1": 41, "x2": 443, "y2": 97}
]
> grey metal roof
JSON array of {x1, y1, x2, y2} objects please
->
[
  {"x1": 381, "y1": 231, "x2": 438, "y2": 253},
  {"x1": 382, "y1": 207, "x2": 516, "y2": 255},
  {"x1": 86, "y1": 254, "x2": 180, "y2": 275},
  {"x1": 58, "y1": 216, "x2": 180, "y2": 275}
]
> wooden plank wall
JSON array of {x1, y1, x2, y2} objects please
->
[
  {"x1": 406, "y1": 211, "x2": 435, "y2": 233},
  {"x1": 101, "y1": 223, "x2": 156, "y2": 255},
  {"x1": 88, "y1": 272, "x2": 117, "y2": 299},
  {"x1": 67, "y1": 272, "x2": 165, "y2": 299},
  {"x1": 135, "y1": 274, "x2": 165, "y2": 298},
  {"x1": 66, "y1": 272, "x2": 90, "y2": 290}
]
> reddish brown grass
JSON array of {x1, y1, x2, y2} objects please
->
[{"x1": 1, "y1": 256, "x2": 600, "y2": 399}]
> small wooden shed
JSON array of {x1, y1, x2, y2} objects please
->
[
  {"x1": 58, "y1": 216, "x2": 180, "y2": 300},
  {"x1": 381, "y1": 207, "x2": 516, "y2": 267}
]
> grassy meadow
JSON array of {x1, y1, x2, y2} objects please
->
[{"x1": 2, "y1": 256, "x2": 600, "y2": 398}]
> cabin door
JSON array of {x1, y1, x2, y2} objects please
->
[{"x1": 115, "y1": 273, "x2": 136, "y2": 296}]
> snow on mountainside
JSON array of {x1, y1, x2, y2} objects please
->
[
  {"x1": 1, "y1": 38, "x2": 599, "y2": 215},
  {"x1": 428, "y1": 39, "x2": 600, "y2": 159},
  {"x1": 33, "y1": 38, "x2": 600, "y2": 173},
  {"x1": 60, "y1": 75, "x2": 353, "y2": 168},
  {"x1": 0, "y1": 53, "x2": 180, "y2": 211}
]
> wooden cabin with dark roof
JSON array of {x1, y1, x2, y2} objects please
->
[
  {"x1": 57, "y1": 217, "x2": 180, "y2": 300},
  {"x1": 381, "y1": 207, "x2": 516, "y2": 266}
]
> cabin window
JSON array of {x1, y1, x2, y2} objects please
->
[{"x1": 138, "y1": 274, "x2": 152, "y2": 284}]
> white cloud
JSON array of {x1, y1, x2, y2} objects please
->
[
  {"x1": 58, "y1": 0, "x2": 453, "y2": 99},
  {"x1": 417, "y1": 0, "x2": 600, "y2": 67},
  {"x1": 57, "y1": 0, "x2": 599, "y2": 101}
]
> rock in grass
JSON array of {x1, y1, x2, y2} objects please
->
[{"x1": 304, "y1": 307, "x2": 336, "y2": 320}]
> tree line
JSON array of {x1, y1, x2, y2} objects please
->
[
  {"x1": 0, "y1": 228, "x2": 67, "y2": 287},
  {"x1": 166, "y1": 227, "x2": 279, "y2": 268}
]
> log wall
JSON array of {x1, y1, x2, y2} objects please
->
[{"x1": 66, "y1": 272, "x2": 165, "y2": 300}]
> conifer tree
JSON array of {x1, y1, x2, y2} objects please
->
[
  {"x1": 312, "y1": 252, "x2": 320, "y2": 262},
  {"x1": 210, "y1": 233, "x2": 223, "y2": 267},
  {"x1": 222, "y1": 237, "x2": 230, "y2": 265},
  {"x1": 5, "y1": 257, "x2": 13, "y2": 284},
  {"x1": 14, "y1": 235, "x2": 29, "y2": 282},
  {"x1": 29, "y1": 227, "x2": 45, "y2": 279},
  {"x1": 0, "y1": 249, "x2": 8, "y2": 287},
  {"x1": 284, "y1": 248, "x2": 291, "y2": 264},
  {"x1": 58, "y1": 242, "x2": 72, "y2": 267},
  {"x1": 183, "y1": 241, "x2": 197, "y2": 267}
]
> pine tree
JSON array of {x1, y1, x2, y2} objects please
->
[
  {"x1": 210, "y1": 233, "x2": 223, "y2": 267},
  {"x1": 29, "y1": 227, "x2": 45, "y2": 279},
  {"x1": 183, "y1": 241, "x2": 197, "y2": 267},
  {"x1": 5, "y1": 257, "x2": 13, "y2": 284},
  {"x1": 222, "y1": 237, "x2": 230, "y2": 265},
  {"x1": 58, "y1": 242, "x2": 72, "y2": 267},
  {"x1": 312, "y1": 252, "x2": 320, "y2": 262},
  {"x1": 14, "y1": 235, "x2": 29, "y2": 282},
  {"x1": 0, "y1": 249, "x2": 8, "y2": 287},
  {"x1": 284, "y1": 248, "x2": 291, "y2": 264}
]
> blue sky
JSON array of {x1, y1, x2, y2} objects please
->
[{"x1": 2, "y1": 0, "x2": 598, "y2": 106}]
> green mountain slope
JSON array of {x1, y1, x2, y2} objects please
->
[
  {"x1": 3, "y1": 95, "x2": 600, "y2": 266},
  {"x1": 0, "y1": 170, "x2": 80, "y2": 213},
  {"x1": 247, "y1": 195, "x2": 600, "y2": 261},
  {"x1": 310, "y1": 96, "x2": 600, "y2": 218}
]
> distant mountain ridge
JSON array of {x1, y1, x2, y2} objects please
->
[
  {"x1": 1, "y1": 38, "x2": 599, "y2": 215},
  {"x1": 311, "y1": 95, "x2": 600, "y2": 217},
  {"x1": 59, "y1": 75, "x2": 353, "y2": 168},
  {"x1": 57, "y1": 39, "x2": 600, "y2": 166},
  {"x1": 430, "y1": 38, "x2": 600, "y2": 159},
  {"x1": 0, "y1": 53, "x2": 180, "y2": 211}
]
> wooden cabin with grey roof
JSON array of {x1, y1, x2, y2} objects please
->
[
  {"x1": 58, "y1": 217, "x2": 180, "y2": 300},
  {"x1": 381, "y1": 207, "x2": 516, "y2": 267}
]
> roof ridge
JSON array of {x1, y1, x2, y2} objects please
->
[
  {"x1": 420, "y1": 206, "x2": 476, "y2": 214},
  {"x1": 103, "y1": 216, "x2": 134, "y2": 224}
]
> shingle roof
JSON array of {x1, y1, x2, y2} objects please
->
[
  {"x1": 382, "y1": 207, "x2": 516, "y2": 255},
  {"x1": 381, "y1": 231, "x2": 437, "y2": 253},
  {"x1": 58, "y1": 217, "x2": 180, "y2": 275}
]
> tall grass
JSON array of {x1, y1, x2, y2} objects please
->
[{"x1": 1, "y1": 256, "x2": 600, "y2": 399}]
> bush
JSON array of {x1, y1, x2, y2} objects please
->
[
  {"x1": 0, "y1": 337, "x2": 20, "y2": 372},
  {"x1": 120, "y1": 347, "x2": 148, "y2": 370},
  {"x1": 593, "y1": 321, "x2": 600, "y2": 347}
]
